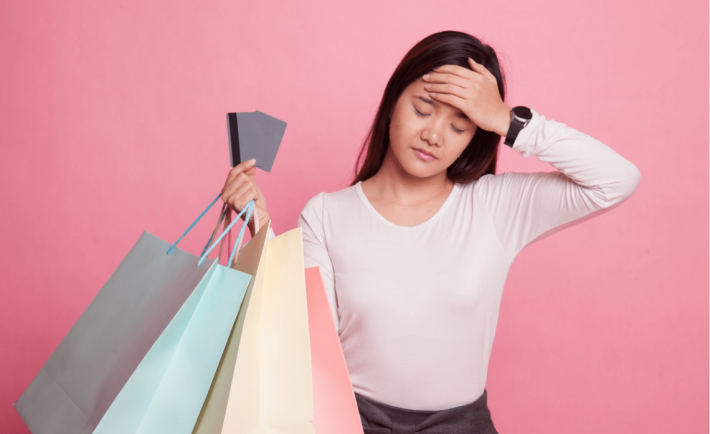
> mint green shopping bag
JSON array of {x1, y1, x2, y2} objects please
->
[
  {"x1": 15, "y1": 193, "x2": 255, "y2": 434},
  {"x1": 92, "y1": 197, "x2": 255, "y2": 434}
]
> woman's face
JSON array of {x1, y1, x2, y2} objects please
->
[{"x1": 387, "y1": 76, "x2": 478, "y2": 179}]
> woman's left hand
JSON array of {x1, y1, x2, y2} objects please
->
[{"x1": 422, "y1": 58, "x2": 511, "y2": 136}]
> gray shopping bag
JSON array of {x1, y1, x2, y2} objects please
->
[{"x1": 14, "y1": 194, "x2": 254, "y2": 434}]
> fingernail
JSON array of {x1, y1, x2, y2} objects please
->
[
  {"x1": 425, "y1": 84, "x2": 431, "y2": 89},
  {"x1": 430, "y1": 92, "x2": 436, "y2": 97},
  {"x1": 249, "y1": 159, "x2": 256, "y2": 163},
  {"x1": 423, "y1": 74, "x2": 429, "y2": 80}
]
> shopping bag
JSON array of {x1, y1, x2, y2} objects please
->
[
  {"x1": 192, "y1": 216, "x2": 272, "y2": 433},
  {"x1": 225, "y1": 227, "x2": 313, "y2": 434},
  {"x1": 305, "y1": 267, "x2": 364, "y2": 434},
  {"x1": 196, "y1": 227, "x2": 314, "y2": 434},
  {"x1": 14, "y1": 194, "x2": 254, "y2": 434},
  {"x1": 93, "y1": 199, "x2": 255, "y2": 434}
]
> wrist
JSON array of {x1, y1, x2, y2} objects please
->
[
  {"x1": 248, "y1": 209, "x2": 270, "y2": 235},
  {"x1": 494, "y1": 105, "x2": 512, "y2": 137}
]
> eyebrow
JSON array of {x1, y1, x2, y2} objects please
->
[{"x1": 416, "y1": 96, "x2": 470, "y2": 120}]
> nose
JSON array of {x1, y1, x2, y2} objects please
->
[{"x1": 422, "y1": 116, "x2": 447, "y2": 147}]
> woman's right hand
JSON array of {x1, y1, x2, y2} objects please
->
[{"x1": 221, "y1": 159, "x2": 270, "y2": 236}]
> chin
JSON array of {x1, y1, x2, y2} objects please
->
[{"x1": 401, "y1": 161, "x2": 444, "y2": 179}]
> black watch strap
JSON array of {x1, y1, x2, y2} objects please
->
[
  {"x1": 504, "y1": 106, "x2": 533, "y2": 148},
  {"x1": 504, "y1": 119, "x2": 525, "y2": 147}
]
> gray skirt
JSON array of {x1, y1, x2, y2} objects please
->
[{"x1": 355, "y1": 389, "x2": 499, "y2": 434}]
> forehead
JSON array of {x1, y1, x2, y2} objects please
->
[
  {"x1": 401, "y1": 78, "x2": 469, "y2": 120},
  {"x1": 412, "y1": 96, "x2": 470, "y2": 121}
]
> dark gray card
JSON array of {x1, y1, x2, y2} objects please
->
[
  {"x1": 255, "y1": 110, "x2": 287, "y2": 172},
  {"x1": 227, "y1": 110, "x2": 287, "y2": 172},
  {"x1": 236, "y1": 111, "x2": 264, "y2": 169}
]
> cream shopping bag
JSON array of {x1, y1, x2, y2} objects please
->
[{"x1": 193, "y1": 227, "x2": 314, "y2": 434}]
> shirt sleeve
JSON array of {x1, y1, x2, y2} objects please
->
[
  {"x1": 475, "y1": 108, "x2": 642, "y2": 261},
  {"x1": 297, "y1": 192, "x2": 340, "y2": 331}
]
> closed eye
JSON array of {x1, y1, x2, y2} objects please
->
[
  {"x1": 413, "y1": 105, "x2": 429, "y2": 118},
  {"x1": 414, "y1": 105, "x2": 467, "y2": 134}
]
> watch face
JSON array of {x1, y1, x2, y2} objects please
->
[{"x1": 512, "y1": 106, "x2": 532, "y2": 120}]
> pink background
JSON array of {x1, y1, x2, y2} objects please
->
[{"x1": 1, "y1": 1, "x2": 707, "y2": 432}]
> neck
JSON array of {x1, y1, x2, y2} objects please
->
[{"x1": 364, "y1": 147, "x2": 453, "y2": 206}]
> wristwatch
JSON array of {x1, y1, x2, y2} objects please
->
[{"x1": 504, "y1": 106, "x2": 533, "y2": 147}]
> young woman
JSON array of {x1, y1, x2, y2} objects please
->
[{"x1": 221, "y1": 31, "x2": 641, "y2": 433}]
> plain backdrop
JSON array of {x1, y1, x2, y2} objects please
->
[{"x1": 0, "y1": 1, "x2": 707, "y2": 433}]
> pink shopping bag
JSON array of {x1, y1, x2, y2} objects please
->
[{"x1": 305, "y1": 267, "x2": 364, "y2": 434}]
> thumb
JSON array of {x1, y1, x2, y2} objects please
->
[
  {"x1": 245, "y1": 167, "x2": 256, "y2": 177},
  {"x1": 468, "y1": 57, "x2": 490, "y2": 76}
]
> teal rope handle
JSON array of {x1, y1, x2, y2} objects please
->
[
  {"x1": 167, "y1": 193, "x2": 222, "y2": 255},
  {"x1": 199, "y1": 204, "x2": 229, "y2": 259},
  {"x1": 226, "y1": 203, "x2": 253, "y2": 268},
  {"x1": 167, "y1": 193, "x2": 255, "y2": 268},
  {"x1": 198, "y1": 200, "x2": 254, "y2": 267}
]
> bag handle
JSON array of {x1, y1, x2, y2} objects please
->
[
  {"x1": 200, "y1": 202, "x2": 230, "y2": 262},
  {"x1": 167, "y1": 192, "x2": 254, "y2": 268},
  {"x1": 201, "y1": 202, "x2": 260, "y2": 268},
  {"x1": 200, "y1": 201, "x2": 253, "y2": 267}
]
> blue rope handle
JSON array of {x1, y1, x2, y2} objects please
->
[
  {"x1": 167, "y1": 192, "x2": 222, "y2": 255},
  {"x1": 199, "y1": 203, "x2": 229, "y2": 259},
  {"x1": 227, "y1": 203, "x2": 253, "y2": 267},
  {"x1": 166, "y1": 192, "x2": 255, "y2": 268},
  {"x1": 199, "y1": 201, "x2": 254, "y2": 267}
]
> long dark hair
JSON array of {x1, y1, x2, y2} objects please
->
[{"x1": 351, "y1": 31, "x2": 507, "y2": 186}]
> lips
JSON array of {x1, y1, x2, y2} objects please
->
[{"x1": 413, "y1": 147, "x2": 437, "y2": 160}]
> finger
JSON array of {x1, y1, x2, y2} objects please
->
[
  {"x1": 223, "y1": 159, "x2": 256, "y2": 191},
  {"x1": 235, "y1": 158, "x2": 257, "y2": 170},
  {"x1": 233, "y1": 187, "x2": 259, "y2": 214},
  {"x1": 422, "y1": 72, "x2": 469, "y2": 89},
  {"x1": 222, "y1": 172, "x2": 252, "y2": 201},
  {"x1": 232, "y1": 180, "x2": 258, "y2": 204},
  {"x1": 224, "y1": 183, "x2": 256, "y2": 213},
  {"x1": 431, "y1": 64, "x2": 475, "y2": 80},
  {"x1": 245, "y1": 167, "x2": 256, "y2": 178},
  {"x1": 468, "y1": 57, "x2": 496, "y2": 81},
  {"x1": 223, "y1": 162, "x2": 255, "y2": 194},
  {"x1": 428, "y1": 91, "x2": 467, "y2": 111},
  {"x1": 424, "y1": 82, "x2": 468, "y2": 99}
]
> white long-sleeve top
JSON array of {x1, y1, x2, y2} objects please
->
[{"x1": 293, "y1": 108, "x2": 641, "y2": 411}]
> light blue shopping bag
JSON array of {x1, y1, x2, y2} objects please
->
[
  {"x1": 15, "y1": 194, "x2": 256, "y2": 434},
  {"x1": 93, "y1": 196, "x2": 255, "y2": 434}
]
